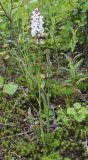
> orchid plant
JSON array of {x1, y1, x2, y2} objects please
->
[{"x1": 31, "y1": 8, "x2": 44, "y2": 44}]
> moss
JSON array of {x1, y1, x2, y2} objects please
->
[
  {"x1": 15, "y1": 140, "x2": 37, "y2": 158},
  {"x1": 47, "y1": 80, "x2": 75, "y2": 101}
]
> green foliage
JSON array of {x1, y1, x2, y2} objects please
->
[
  {"x1": 0, "y1": 76, "x2": 18, "y2": 95},
  {"x1": 3, "y1": 82, "x2": 18, "y2": 95},
  {"x1": 60, "y1": 54, "x2": 88, "y2": 89},
  {"x1": 16, "y1": 140, "x2": 37, "y2": 158},
  {"x1": 41, "y1": 152, "x2": 62, "y2": 160},
  {"x1": 78, "y1": 81, "x2": 88, "y2": 92},
  {"x1": 61, "y1": 54, "x2": 82, "y2": 81},
  {"x1": 0, "y1": 76, "x2": 4, "y2": 88},
  {"x1": 0, "y1": 0, "x2": 88, "y2": 159},
  {"x1": 5, "y1": 153, "x2": 13, "y2": 160},
  {"x1": 0, "y1": 51, "x2": 9, "y2": 59},
  {"x1": 67, "y1": 102, "x2": 88, "y2": 122},
  {"x1": 47, "y1": 80, "x2": 74, "y2": 99},
  {"x1": 0, "y1": 0, "x2": 87, "y2": 52},
  {"x1": 57, "y1": 109, "x2": 71, "y2": 126}
]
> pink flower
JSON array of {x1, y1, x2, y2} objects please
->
[{"x1": 31, "y1": 8, "x2": 44, "y2": 44}]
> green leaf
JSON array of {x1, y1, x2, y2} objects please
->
[
  {"x1": 4, "y1": 54, "x2": 10, "y2": 60},
  {"x1": 79, "y1": 108, "x2": 88, "y2": 115},
  {"x1": 74, "y1": 59, "x2": 83, "y2": 71},
  {"x1": 0, "y1": 76, "x2": 4, "y2": 88},
  {"x1": 3, "y1": 83, "x2": 18, "y2": 95},
  {"x1": 0, "y1": 51, "x2": 8, "y2": 58},
  {"x1": 74, "y1": 114, "x2": 85, "y2": 122},
  {"x1": 76, "y1": 77, "x2": 88, "y2": 85},
  {"x1": 74, "y1": 102, "x2": 81, "y2": 109},
  {"x1": 83, "y1": 1, "x2": 88, "y2": 11},
  {"x1": 67, "y1": 108, "x2": 75, "y2": 115}
]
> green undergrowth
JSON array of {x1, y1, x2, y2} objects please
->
[
  {"x1": 0, "y1": 57, "x2": 88, "y2": 159},
  {"x1": 0, "y1": 0, "x2": 88, "y2": 159}
]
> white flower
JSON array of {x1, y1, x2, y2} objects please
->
[{"x1": 31, "y1": 8, "x2": 44, "y2": 44}]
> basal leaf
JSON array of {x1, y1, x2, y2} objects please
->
[
  {"x1": 67, "y1": 108, "x2": 75, "y2": 115},
  {"x1": 3, "y1": 83, "x2": 18, "y2": 95}
]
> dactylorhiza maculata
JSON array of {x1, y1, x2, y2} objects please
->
[{"x1": 31, "y1": 8, "x2": 44, "y2": 44}]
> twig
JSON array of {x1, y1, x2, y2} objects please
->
[
  {"x1": 0, "y1": 2, "x2": 12, "y2": 22},
  {"x1": 1, "y1": 130, "x2": 34, "y2": 140},
  {"x1": 0, "y1": 123, "x2": 16, "y2": 127}
]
